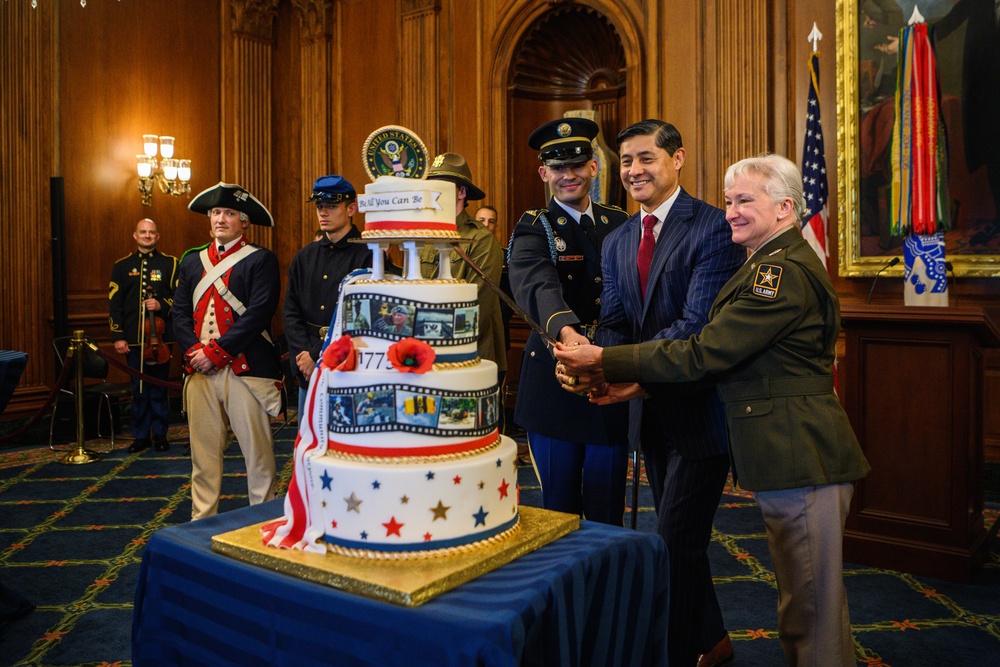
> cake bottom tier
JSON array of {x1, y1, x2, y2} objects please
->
[{"x1": 308, "y1": 435, "x2": 520, "y2": 555}]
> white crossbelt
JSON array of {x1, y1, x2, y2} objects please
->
[{"x1": 194, "y1": 246, "x2": 272, "y2": 344}]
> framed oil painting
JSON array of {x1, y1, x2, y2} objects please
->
[{"x1": 837, "y1": 0, "x2": 1000, "y2": 277}]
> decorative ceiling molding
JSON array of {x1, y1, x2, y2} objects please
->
[
  {"x1": 230, "y1": 0, "x2": 279, "y2": 41},
  {"x1": 401, "y1": 0, "x2": 441, "y2": 18},
  {"x1": 289, "y1": 0, "x2": 333, "y2": 41},
  {"x1": 511, "y1": 6, "x2": 626, "y2": 100}
]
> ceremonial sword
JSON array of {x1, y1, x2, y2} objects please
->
[{"x1": 450, "y1": 243, "x2": 559, "y2": 348}]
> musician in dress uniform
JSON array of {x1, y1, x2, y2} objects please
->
[
  {"x1": 283, "y1": 175, "x2": 371, "y2": 417},
  {"x1": 109, "y1": 218, "x2": 178, "y2": 453},
  {"x1": 556, "y1": 155, "x2": 871, "y2": 667},
  {"x1": 173, "y1": 183, "x2": 283, "y2": 520},
  {"x1": 507, "y1": 117, "x2": 630, "y2": 525}
]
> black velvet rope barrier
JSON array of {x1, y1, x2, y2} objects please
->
[{"x1": 0, "y1": 353, "x2": 74, "y2": 443}]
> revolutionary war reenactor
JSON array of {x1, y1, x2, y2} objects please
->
[{"x1": 172, "y1": 183, "x2": 283, "y2": 520}]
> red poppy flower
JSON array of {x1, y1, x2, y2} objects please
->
[
  {"x1": 387, "y1": 337, "x2": 435, "y2": 373},
  {"x1": 320, "y1": 335, "x2": 356, "y2": 371}
]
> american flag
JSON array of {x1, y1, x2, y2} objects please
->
[{"x1": 801, "y1": 52, "x2": 829, "y2": 271}]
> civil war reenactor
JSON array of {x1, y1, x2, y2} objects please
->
[
  {"x1": 507, "y1": 117, "x2": 630, "y2": 525},
  {"x1": 283, "y1": 175, "x2": 371, "y2": 416},
  {"x1": 109, "y1": 218, "x2": 178, "y2": 453}
]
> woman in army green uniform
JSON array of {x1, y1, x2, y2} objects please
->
[{"x1": 555, "y1": 154, "x2": 870, "y2": 667}]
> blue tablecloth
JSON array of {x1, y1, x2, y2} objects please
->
[{"x1": 132, "y1": 500, "x2": 668, "y2": 667}]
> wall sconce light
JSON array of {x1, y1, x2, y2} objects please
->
[{"x1": 137, "y1": 134, "x2": 192, "y2": 206}]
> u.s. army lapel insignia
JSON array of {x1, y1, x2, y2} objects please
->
[
  {"x1": 555, "y1": 236, "x2": 567, "y2": 252},
  {"x1": 752, "y1": 264, "x2": 782, "y2": 299}
]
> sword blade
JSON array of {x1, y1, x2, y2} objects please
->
[{"x1": 450, "y1": 243, "x2": 559, "y2": 347}]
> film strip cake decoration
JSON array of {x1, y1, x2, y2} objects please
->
[{"x1": 262, "y1": 127, "x2": 520, "y2": 558}]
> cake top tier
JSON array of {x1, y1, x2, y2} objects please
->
[{"x1": 357, "y1": 176, "x2": 459, "y2": 240}]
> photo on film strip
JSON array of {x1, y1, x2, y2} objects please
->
[
  {"x1": 372, "y1": 301, "x2": 415, "y2": 337},
  {"x1": 343, "y1": 297, "x2": 372, "y2": 331},
  {"x1": 414, "y1": 308, "x2": 454, "y2": 340},
  {"x1": 353, "y1": 389, "x2": 395, "y2": 426},
  {"x1": 395, "y1": 389, "x2": 439, "y2": 428},
  {"x1": 478, "y1": 392, "x2": 499, "y2": 430},
  {"x1": 453, "y1": 306, "x2": 479, "y2": 338},
  {"x1": 328, "y1": 394, "x2": 356, "y2": 428},
  {"x1": 437, "y1": 397, "x2": 477, "y2": 430}
]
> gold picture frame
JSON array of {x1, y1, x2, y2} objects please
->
[{"x1": 836, "y1": 0, "x2": 1000, "y2": 277}]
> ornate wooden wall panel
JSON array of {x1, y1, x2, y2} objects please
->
[
  {"x1": 0, "y1": 2, "x2": 55, "y2": 411},
  {"x1": 399, "y1": 0, "x2": 441, "y2": 153},
  {"x1": 59, "y1": 1, "x2": 221, "y2": 336},
  {"x1": 700, "y1": 0, "x2": 771, "y2": 205},
  {"x1": 333, "y1": 0, "x2": 400, "y2": 202},
  {"x1": 224, "y1": 1, "x2": 278, "y2": 249},
  {"x1": 294, "y1": 0, "x2": 333, "y2": 247}
]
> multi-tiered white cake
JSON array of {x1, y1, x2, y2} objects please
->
[{"x1": 262, "y1": 177, "x2": 519, "y2": 558}]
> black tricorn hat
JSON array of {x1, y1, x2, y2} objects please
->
[
  {"x1": 426, "y1": 153, "x2": 486, "y2": 201},
  {"x1": 528, "y1": 118, "x2": 599, "y2": 167},
  {"x1": 188, "y1": 182, "x2": 274, "y2": 227}
]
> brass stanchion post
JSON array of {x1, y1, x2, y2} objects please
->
[{"x1": 59, "y1": 330, "x2": 103, "y2": 465}]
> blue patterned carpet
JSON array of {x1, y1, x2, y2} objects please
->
[{"x1": 0, "y1": 417, "x2": 997, "y2": 666}]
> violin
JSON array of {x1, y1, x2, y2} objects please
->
[{"x1": 143, "y1": 286, "x2": 171, "y2": 365}]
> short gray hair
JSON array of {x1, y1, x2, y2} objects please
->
[
  {"x1": 724, "y1": 154, "x2": 806, "y2": 222},
  {"x1": 205, "y1": 209, "x2": 249, "y2": 223}
]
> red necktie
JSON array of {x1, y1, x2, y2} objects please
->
[{"x1": 637, "y1": 214, "x2": 657, "y2": 299}]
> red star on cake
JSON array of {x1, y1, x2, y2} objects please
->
[
  {"x1": 382, "y1": 516, "x2": 404, "y2": 537},
  {"x1": 453, "y1": 474, "x2": 462, "y2": 485},
  {"x1": 498, "y1": 478, "x2": 510, "y2": 499}
]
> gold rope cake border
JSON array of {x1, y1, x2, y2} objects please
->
[
  {"x1": 352, "y1": 278, "x2": 466, "y2": 285},
  {"x1": 324, "y1": 436, "x2": 504, "y2": 464},
  {"x1": 324, "y1": 517, "x2": 522, "y2": 561},
  {"x1": 361, "y1": 229, "x2": 461, "y2": 239},
  {"x1": 432, "y1": 358, "x2": 480, "y2": 370}
]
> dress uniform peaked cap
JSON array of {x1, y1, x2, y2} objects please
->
[
  {"x1": 188, "y1": 181, "x2": 274, "y2": 227},
  {"x1": 528, "y1": 118, "x2": 598, "y2": 167},
  {"x1": 308, "y1": 175, "x2": 356, "y2": 204}
]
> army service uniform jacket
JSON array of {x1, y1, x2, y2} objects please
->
[
  {"x1": 508, "y1": 198, "x2": 629, "y2": 445},
  {"x1": 603, "y1": 227, "x2": 871, "y2": 491},
  {"x1": 283, "y1": 226, "x2": 372, "y2": 385},
  {"x1": 173, "y1": 239, "x2": 282, "y2": 381},
  {"x1": 109, "y1": 249, "x2": 178, "y2": 345}
]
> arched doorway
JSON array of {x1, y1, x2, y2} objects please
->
[{"x1": 506, "y1": 6, "x2": 628, "y2": 222}]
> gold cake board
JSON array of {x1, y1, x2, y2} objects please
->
[{"x1": 211, "y1": 505, "x2": 578, "y2": 607}]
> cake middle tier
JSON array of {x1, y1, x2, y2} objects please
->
[
  {"x1": 324, "y1": 359, "x2": 500, "y2": 455},
  {"x1": 339, "y1": 279, "x2": 479, "y2": 363}
]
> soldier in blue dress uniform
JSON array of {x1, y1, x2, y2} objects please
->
[{"x1": 507, "y1": 117, "x2": 630, "y2": 525}]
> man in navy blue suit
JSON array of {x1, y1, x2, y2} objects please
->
[
  {"x1": 508, "y1": 117, "x2": 630, "y2": 525},
  {"x1": 595, "y1": 120, "x2": 744, "y2": 667}
]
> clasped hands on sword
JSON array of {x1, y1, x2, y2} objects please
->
[{"x1": 552, "y1": 328, "x2": 646, "y2": 405}]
